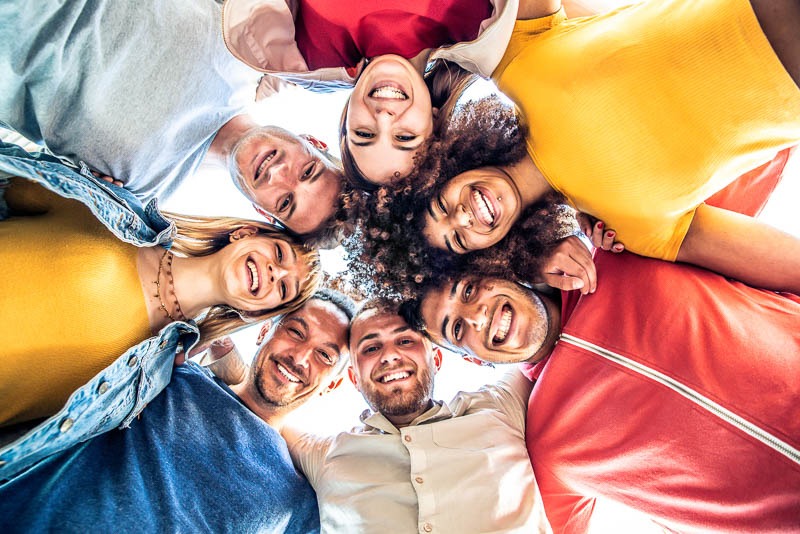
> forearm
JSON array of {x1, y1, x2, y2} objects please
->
[
  {"x1": 518, "y1": 0, "x2": 562, "y2": 20},
  {"x1": 677, "y1": 203, "x2": 800, "y2": 295}
]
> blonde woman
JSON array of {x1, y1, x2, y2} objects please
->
[{"x1": 0, "y1": 142, "x2": 321, "y2": 427}]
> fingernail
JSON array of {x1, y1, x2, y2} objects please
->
[
  {"x1": 613, "y1": 244, "x2": 623, "y2": 251},
  {"x1": 597, "y1": 222, "x2": 604, "y2": 229},
  {"x1": 607, "y1": 231, "x2": 615, "y2": 238}
]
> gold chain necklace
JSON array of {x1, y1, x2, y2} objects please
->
[{"x1": 154, "y1": 249, "x2": 186, "y2": 322}]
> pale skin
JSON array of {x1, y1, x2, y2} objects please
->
[{"x1": 135, "y1": 226, "x2": 310, "y2": 338}]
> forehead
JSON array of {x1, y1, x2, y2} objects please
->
[
  {"x1": 284, "y1": 299, "x2": 348, "y2": 345},
  {"x1": 351, "y1": 309, "x2": 406, "y2": 338}
]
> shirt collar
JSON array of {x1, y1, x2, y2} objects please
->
[{"x1": 359, "y1": 400, "x2": 454, "y2": 434}]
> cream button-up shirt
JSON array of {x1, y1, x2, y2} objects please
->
[{"x1": 290, "y1": 369, "x2": 551, "y2": 534}]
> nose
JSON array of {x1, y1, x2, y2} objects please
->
[
  {"x1": 267, "y1": 162, "x2": 295, "y2": 187},
  {"x1": 454, "y1": 204, "x2": 472, "y2": 229},
  {"x1": 380, "y1": 348, "x2": 401, "y2": 365},
  {"x1": 464, "y1": 304, "x2": 489, "y2": 332},
  {"x1": 294, "y1": 347, "x2": 312, "y2": 369},
  {"x1": 267, "y1": 263, "x2": 289, "y2": 284}
]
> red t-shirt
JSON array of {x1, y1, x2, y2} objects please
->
[{"x1": 294, "y1": 0, "x2": 492, "y2": 70}]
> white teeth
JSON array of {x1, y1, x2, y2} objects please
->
[
  {"x1": 494, "y1": 308, "x2": 512, "y2": 343},
  {"x1": 381, "y1": 371, "x2": 411, "y2": 383},
  {"x1": 277, "y1": 363, "x2": 300, "y2": 383},
  {"x1": 370, "y1": 86, "x2": 407, "y2": 100},
  {"x1": 247, "y1": 259, "x2": 259, "y2": 293},
  {"x1": 472, "y1": 189, "x2": 495, "y2": 226},
  {"x1": 256, "y1": 151, "x2": 275, "y2": 181}
]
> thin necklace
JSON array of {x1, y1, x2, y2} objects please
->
[{"x1": 154, "y1": 249, "x2": 186, "y2": 322}]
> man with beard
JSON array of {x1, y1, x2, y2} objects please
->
[
  {"x1": 0, "y1": 0, "x2": 347, "y2": 244},
  {"x1": 283, "y1": 299, "x2": 551, "y2": 533},
  {"x1": 0, "y1": 290, "x2": 354, "y2": 532},
  {"x1": 409, "y1": 250, "x2": 800, "y2": 531}
]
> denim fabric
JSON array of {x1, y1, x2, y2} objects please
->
[
  {"x1": 0, "y1": 365, "x2": 320, "y2": 534},
  {"x1": 0, "y1": 141, "x2": 199, "y2": 481}
]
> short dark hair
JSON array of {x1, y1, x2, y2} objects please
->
[{"x1": 309, "y1": 288, "x2": 358, "y2": 321}]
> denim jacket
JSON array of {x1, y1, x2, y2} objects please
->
[{"x1": 0, "y1": 141, "x2": 200, "y2": 481}]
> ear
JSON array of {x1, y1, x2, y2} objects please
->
[
  {"x1": 252, "y1": 204, "x2": 282, "y2": 227},
  {"x1": 318, "y1": 376, "x2": 344, "y2": 396},
  {"x1": 461, "y1": 353, "x2": 495, "y2": 368},
  {"x1": 299, "y1": 134, "x2": 328, "y2": 152},
  {"x1": 229, "y1": 225, "x2": 259, "y2": 243},
  {"x1": 433, "y1": 347, "x2": 443, "y2": 372},
  {"x1": 347, "y1": 366, "x2": 359, "y2": 390},
  {"x1": 256, "y1": 320, "x2": 273, "y2": 345}
]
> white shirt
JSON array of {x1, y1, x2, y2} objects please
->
[{"x1": 290, "y1": 369, "x2": 551, "y2": 534}]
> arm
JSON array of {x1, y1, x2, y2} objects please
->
[
  {"x1": 517, "y1": 0, "x2": 562, "y2": 20},
  {"x1": 677, "y1": 203, "x2": 800, "y2": 295},
  {"x1": 190, "y1": 337, "x2": 249, "y2": 385}
]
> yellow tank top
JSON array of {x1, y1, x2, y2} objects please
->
[
  {"x1": 0, "y1": 178, "x2": 151, "y2": 426},
  {"x1": 493, "y1": 0, "x2": 800, "y2": 260}
]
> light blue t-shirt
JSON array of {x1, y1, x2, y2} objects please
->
[{"x1": 0, "y1": 0, "x2": 259, "y2": 200}]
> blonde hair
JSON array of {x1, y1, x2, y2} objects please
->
[{"x1": 164, "y1": 213, "x2": 322, "y2": 345}]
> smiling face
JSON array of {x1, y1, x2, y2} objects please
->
[
  {"x1": 419, "y1": 277, "x2": 560, "y2": 364},
  {"x1": 349, "y1": 309, "x2": 438, "y2": 424},
  {"x1": 422, "y1": 167, "x2": 523, "y2": 254},
  {"x1": 215, "y1": 228, "x2": 312, "y2": 313},
  {"x1": 229, "y1": 126, "x2": 343, "y2": 234},
  {"x1": 250, "y1": 298, "x2": 349, "y2": 408},
  {"x1": 346, "y1": 55, "x2": 435, "y2": 185}
]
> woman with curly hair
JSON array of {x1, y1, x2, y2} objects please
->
[{"x1": 1, "y1": 164, "x2": 321, "y2": 427}]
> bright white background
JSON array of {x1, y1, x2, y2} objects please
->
[{"x1": 164, "y1": 75, "x2": 800, "y2": 532}]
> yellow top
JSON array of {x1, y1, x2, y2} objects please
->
[
  {"x1": 493, "y1": 0, "x2": 800, "y2": 260},
  {"x1": 0, "y1": 178, "x2": 151, "y2": 426}
]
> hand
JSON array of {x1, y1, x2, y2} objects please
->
[
  {"x1": 540, "y1": 235, "x2": 597, "y2": 294},
  {"x1": 186, "y1": 336, "x2": 235, "y2": 361},
  {"x1": 576, "y1": 212, "x2": 625, "y2": 253},
  {"x1": 90, "y1": 170, "x2": 123, "y2": 187}
]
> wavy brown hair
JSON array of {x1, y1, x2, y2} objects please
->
[{"x1": 343, "y1": 96, "x2": 576, "y2": 299}]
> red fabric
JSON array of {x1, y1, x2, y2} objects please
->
[
  {"x1": 293, "y1": 0, "x2": 492, "y2": 70},
  {"x1": 526, "y1": 150, "x2": 800, "y2": 532}
]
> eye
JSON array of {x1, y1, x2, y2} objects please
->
[
  {"x1": 301, "y1": 163, "x2": 315, "y2": 181},
  {"x1": 288, "y1": 327, "x2": 303, "y2": 340},
  {"x1": 463, "y1": 283, "x2": 474, "y2": 301},
  {"x1": 279, "y1": 281, "x2": 287, "y2": 301},
  {"x1": 453, "y1": 319, "x2": 463, "y2": 342},
  {"x1": 362, "y1": 345, "x2": 379, "y2": 355},
  {"x1": 436, "y1": 195, "x2": 447, "y2": 215},
  {"x1": 278, "y1": 194, "x2": 292, "y2": 213},
  {"x1": 453, "y1": 232, "x2": 466, "y2": 251},
  {"x1": 275, "y1": 244, "x2": 284, "y2": 263},
  {"x1": 395, "y1": 134, "x2": 416, "y2": 142},
  {"x1": 318, "y1": 350, "x2": 335, "y2": 365},
  {"x1": 398, "y1": 338, "x2": 415, "y2": 346},
  {"x1": 354, "y1": 130, "x2": 374, "y2": 139}
]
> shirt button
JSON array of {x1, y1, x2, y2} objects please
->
[
  {"x1": 60, "y1": 418, "x2": 74, "y2": 433},
  {"x1": 404, "y1": 435, "x2": 412, "y2": 442},
  {"x1": 159, "y1": 339, "x2": 168, "y2": 350},
  {"x1": 97, "y1": 381, "x2": 110, "y2": 394},
  {"x1": 415, "y1": 476, "x2": 424, "y2": 484},
  {"x1": 127, "y1": 355, "x2": 138, "y2": 367},
  {"x1": 423, "y1": 523, "x2": 433, "y2": 532}
]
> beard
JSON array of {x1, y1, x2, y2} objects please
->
[
  {"x1": 253, "y1": 353, "x2": 306, "y2": 408},
  {"x1": 361, "y1": 366, "x2": 434, "y2": 417}
]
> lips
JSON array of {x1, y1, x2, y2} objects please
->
[
  {"x1": 274, "y1": 358, "x2": 306, "y2": 385},
  {"x1": 375, "y1": 366, "x2": 414, "y2": 385},
  {"x1": 254, "y1": 150, "x2": 277, "y2": 183},
  {"x1": 470, "y1": 186, "x2": 497, "y2": 227},
  {"x1": 491, "y1": 303, "x2": 513, "y2": 345},
  {"x1": 246, "y1": 256, "x2": 260, "y2": 295},
  {"x1": 368, "y1": 81, "x2": 408, "y2": 100}
]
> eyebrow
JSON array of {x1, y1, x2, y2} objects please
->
[
  {"x1": 439, "y1": 281, "x2": 459, "y2": 341},
  {"x1": 355, "y1": 325, "x2": 411, "y2": 350},
  {"x1": 284, "y1": 316, "x2": 307, "y2": 331}
]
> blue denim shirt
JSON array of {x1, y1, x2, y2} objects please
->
[{"x1": 0, "y1": 141, "x2": 200, "y2": 481}]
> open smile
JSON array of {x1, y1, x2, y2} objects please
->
[
  {"x1": 246, "y1": 255, "x2": 261, "y2": 296},
  {"x1": 375, "y1": 367, "x2": 414, "y2": 385},
  {"x1": 489, "y1": 303, "x2": 514, "y2": 346},
  {"x1": 469, "y1": 186, "x2": 497, "y2": 228},
  {"x1": 274, "y1": 359, "x2": 306, "y2": 385},
  {"x1": 254, "y1": 150, "x2": 277, "y2": 184},
  {"x1": 368, "y1": 81, "x2": 408, "y2": 101}
]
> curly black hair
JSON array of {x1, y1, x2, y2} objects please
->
[{"x1": 343, "y1": 96, "x2": 577, "y2": 299}]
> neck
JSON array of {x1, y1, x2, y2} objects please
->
[
  {"x1": 230, "y1": 381, "x2": 285, "y2": 428},
  {"x1": 170, "y1": 253, "x2": 226, "y2": 319},
  {"x1": 385, "y1": 399, "x2": 434, "y2": 428},
  {"x1": 503, "y1": 153, "x2": 556, "y2": 210},
  {"x1": 208, "y1": 114, "x2": 258, "y2": 163}
]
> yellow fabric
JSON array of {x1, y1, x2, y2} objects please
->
[
  {"x1": 0, "y1": 178, "x2": 151, "y2": 426},
  {"x1": 493, "y1": 0, "x2": 800, "y2": 260}
]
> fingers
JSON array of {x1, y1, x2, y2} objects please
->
[
  {"x1": 586, "y1": 220, "x2": 625, "y2": 253},
  {"x1": 542, "y1": 236, "x2": 598, "y2": 294},
  {"x1": 90, "y1": 170, "x2": 123, "y2": 187}
]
